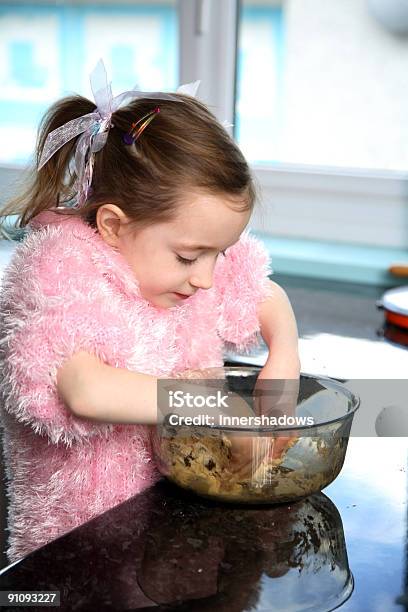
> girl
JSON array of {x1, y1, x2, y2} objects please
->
[{"x1": 0, "y1": 64, "x2": 300, "y2": 563}]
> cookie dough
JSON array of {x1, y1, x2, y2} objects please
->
[{"x1": 155, "y1": 428, "x2": 345, "y2": 504}]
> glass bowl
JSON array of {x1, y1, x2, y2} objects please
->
[{"x1": 151, "y1": 367, "x2": 360, "y2": 504}]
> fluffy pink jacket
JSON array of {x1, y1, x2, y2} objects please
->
[{"x1": 0, "y1": 210, "x2": 272, "y2": 563}]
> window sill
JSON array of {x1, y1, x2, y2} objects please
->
[{"x1": 254, "y1": 231, "x2": 407, "y2": 287}]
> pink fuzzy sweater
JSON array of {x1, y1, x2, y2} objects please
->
[{"x1": 0, "y1": 210, "x2": 272, "y2": 563}]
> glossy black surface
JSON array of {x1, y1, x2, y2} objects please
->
[{"x1": 0, "y1": 438, "x2": 406, "y2": 611}]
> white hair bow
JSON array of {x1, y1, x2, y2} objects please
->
[{"x1": 38, "y1": 59, "x2": 201, "y2": 208}]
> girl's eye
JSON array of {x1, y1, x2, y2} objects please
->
[
  {"x1": 176, "y1": 250, "x2": 227, "y2": 265},
  {"x1": 176, "y1": 255, "x2": 197, "y2": 265}
]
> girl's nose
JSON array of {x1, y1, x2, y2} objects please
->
[{"x1": 189, "y1": 259, "x2": 214, "y2": 290}]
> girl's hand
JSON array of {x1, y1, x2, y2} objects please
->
[
  {"x1": 222, "y1": 392, "x2": 269, "y2": 480},
  {"x1": 253, "y1": 359, "x2": 300, "y2": 461},
  {"x1": 169, "y1": 369, "x2": 269, "y2": 479}
]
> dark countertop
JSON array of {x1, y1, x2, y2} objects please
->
[
  {"x1": 0, "y1": 274, "x2": 407, "y2": 610},
  {"x1": 0, "y1": 438, "x2": 406, "y2": 611}
]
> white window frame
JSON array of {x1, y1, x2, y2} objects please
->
[{"x1": 178, "y1": 0, "x2": 408, "y2": 251}]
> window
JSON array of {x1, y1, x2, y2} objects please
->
[
  {"x1": 236, "y1": 1, "x2": 284, "y2": 164},
  {"x1": 0, "y1": 0, "x2": 178, "y2": 165},
  {"x1": 237, "y1": 0, "x2": 408, "y2": 173}
]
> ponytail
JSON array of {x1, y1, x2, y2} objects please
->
[{"x1": 0, "y1": 96, "x2": 96, "y2": 238}]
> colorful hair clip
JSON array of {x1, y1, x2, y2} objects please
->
[{"x1": 123, "y1": 106, "x2": 160, "y2": 145}]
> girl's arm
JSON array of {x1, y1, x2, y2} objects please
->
[
  {"x1": 57, "y1": 281, "x2": 299, "y2": 427},
  {"x1": 257, "y1": 280, "x2": 301, "y2": 377},
  {"x1": 58, "y1": 354, "x2": 257, "y2": 426},
  {"x1": 256, "y1": 280, "x2": 300, "y2": 459},
  {"x1": 56, "y1": 352, "x2": 158, "y2": 425}
]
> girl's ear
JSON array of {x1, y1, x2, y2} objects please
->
[{"x1": 96, "y1": 204, "x2": 131, "y2": 248}]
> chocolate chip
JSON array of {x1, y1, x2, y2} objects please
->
[{"x1": 206, "y1": 459, "x2": 216, "y2": 470}]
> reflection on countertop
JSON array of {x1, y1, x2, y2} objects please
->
[{"x1": 0, "y1": 438, "x2": 406, "y2": 611}]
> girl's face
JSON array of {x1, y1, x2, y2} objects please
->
[{"x1": 106, "y1": 193, "x2": 251, "y2": 310}]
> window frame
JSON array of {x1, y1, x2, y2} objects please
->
[{"x1": 178, "y1": 0, "x2": 408, "y2": 252}]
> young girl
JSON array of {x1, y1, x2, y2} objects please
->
[{"x1": 0, "y1": 65, "x2": 300, "y2": 563}]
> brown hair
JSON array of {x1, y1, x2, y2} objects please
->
[{"x1": 0, "y1": 93, "x2": 256, "y2": 236}]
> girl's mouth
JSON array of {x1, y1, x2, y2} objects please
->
[{"x1": 173, "y1": 292, "x2": 191, "y2": 299}]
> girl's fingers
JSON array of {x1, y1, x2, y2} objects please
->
[{"x1": 269, "y1": 435, "x2": 297, "y2": 460}]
